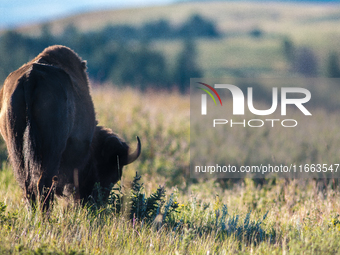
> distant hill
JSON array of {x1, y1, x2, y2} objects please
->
[
  {"x1": 2, "y1": 1, "x2": 340, "y2": 87},
  {"x1": 1, "y1": 0, "x2": 172, "y2": 29},
  {"x1": 11, "y1": 1, "x2": 340, "y2": 37}
]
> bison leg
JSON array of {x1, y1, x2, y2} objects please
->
[{"x1": 23, "y1": 64, "x2": 76, "y2": 211}]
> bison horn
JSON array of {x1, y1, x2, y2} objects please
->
[{"x1": 127, "y1": 136, "x2": 141, "y2": 164}]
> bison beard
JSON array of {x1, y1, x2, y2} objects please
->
[{"x1": 0, "y1": 45, "x2": 141, "y2": 211}]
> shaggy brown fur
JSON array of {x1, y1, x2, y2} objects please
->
[{"x1": 0, "y1": 45, "x2": 140, "y2": 211}]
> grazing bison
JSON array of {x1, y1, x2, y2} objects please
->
[
  {"x1": 0, "y1": 45, "x2": 141, "y2": 211},
  {"x1": 79, "y1": 126, "x2": 141, "y2": 202}
]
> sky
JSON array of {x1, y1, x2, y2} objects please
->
[{"x1": 0, "y1": 0, "x2": 173, "y2": 29}]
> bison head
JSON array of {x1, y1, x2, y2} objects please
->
[{"x1": 87, "y1": 126, "x2": 141, "y2": 197}]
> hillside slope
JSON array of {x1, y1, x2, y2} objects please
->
[
  {"x1": 4, "y1": 1, "x2": 340, "y2": 80},
  {"x1": 15, "y1": 1, "x2": 340, "y2": 37}
]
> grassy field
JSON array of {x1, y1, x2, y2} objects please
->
[
  {"x1": 1, "y1": 1, "x2": 340, "y2": 253},
  {"x1": 1, "y1": 87, "x2": 340, "y2": 254}
]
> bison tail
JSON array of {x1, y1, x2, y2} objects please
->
[
  {"x1": 22, "y1": 67, "x2": 46, "y2": 209},
  {"x1": 22, "y1": 64, "x2": 73, "y2": 211}
]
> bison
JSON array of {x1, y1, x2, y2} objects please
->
[{"x1": 0, "y1": 45, "x2": 141, "y2": 211}]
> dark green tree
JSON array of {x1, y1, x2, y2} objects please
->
[
  {"x1": 282, "y1": 37, "x2": 295, "y2": 64},
  {"x1": 293, "y1": 47, "x2": 318, "y2": 77},
  {"x1": 177, "y1": 14, "x2": 219, "y2": 38},
  {"x1": 40, "y1": 24, "x2": 53, "y2": 47},
  {"x1": 0, "y1": 31, "x2": 35, "y2": 82},
  {"x1": 142, "y1": 19, "x2": 172, "y2": 39},
  {"x1": 249, "y1": 28, "x2": 263, "y2": 38},
  {"x1": 177, "y1": 14, "x2": 220, "y2": 38},
  {"x1": 174, "y1": 40, "x2": 202, "y2": 93},
  {"x1": 110, "y1": 44, "x2": 167, "y2": 89},
  {"x1": 327, "y1": 52, "x2": 340, "y2": 78}
]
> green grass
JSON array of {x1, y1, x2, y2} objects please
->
[
  {"x1": 1, "y1": 3, "x2": 340, "y2": 252},
  {"x1": 1, "y1": 87, "x2": 340, "y2": 254}
]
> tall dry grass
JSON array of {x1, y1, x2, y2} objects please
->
[{"x1": 0, "y1": 86, "x2": 340, "y2": 254}]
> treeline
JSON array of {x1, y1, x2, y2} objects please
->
[
  {"x1": 282, "y1": 37, "x2": 340, "y2": 78},
  {"x1": 101, "y1": 14, "x2": 219, "y2": 41},
  {"x1": 0, "y1": 14, "x2": 218, "y2": 91}
]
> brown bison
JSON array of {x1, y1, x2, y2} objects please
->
[{"x1": 0, "y1": 45, "x2": 141, "y2": 211}]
